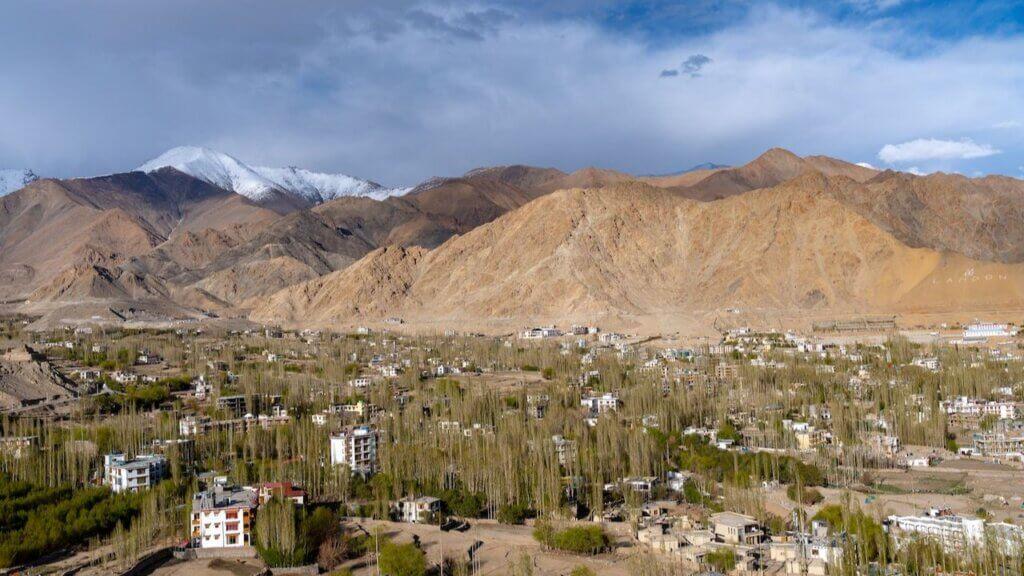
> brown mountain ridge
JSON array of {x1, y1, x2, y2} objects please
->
[{"x1": 4, "y1": 148, "x2": 1024, "y2": 333}]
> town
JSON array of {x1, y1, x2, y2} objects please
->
[{"x1": 1, "y1": 317, "x2": 1024, "y2": 576}]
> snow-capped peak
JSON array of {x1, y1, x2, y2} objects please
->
[
  {"x1": 137, "y1": 146, "x2": 408, "y2": 204},
  {"x1": 0, "y1": 169, "x2": 39, "y2": 196}
]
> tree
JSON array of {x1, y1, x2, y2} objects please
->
[
  {"x1": 378, "y1": 541, "x2": 426, "y2": 576},
  {"x1": 254, "y1": 497, "x2": 302, "y2": 567}
]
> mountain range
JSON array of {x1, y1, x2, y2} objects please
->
[
  {"x1": 3, "y1": 146, "x2": 1024, "y2": 333},
  {"x1": 137, "y1": 146, "x2": 409, "y2": 213}
]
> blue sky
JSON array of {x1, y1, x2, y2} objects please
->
[{"x1": 1, "y1": 0, "x2": 1022, "y2": 185}]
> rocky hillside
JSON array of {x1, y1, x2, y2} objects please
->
[{"x1": 253, "y1": 175, "x2": 1024, "y2": 328}]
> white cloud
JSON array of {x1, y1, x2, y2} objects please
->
[
  {"x1": 878, "y1": 138, "x2": 1001, "y2": 164},
  {"x1": 855, "y1": 161, "x2": 876, "y2": 169},
  {"x1": 904, "y1": 166, "x2": 926, "y2": 176},
  {"x1": 993, "y1": 120, "x2": 1022, "y2": 129}
]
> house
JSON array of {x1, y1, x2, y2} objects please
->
[
  {"x1": 711, "y1": 512, "x2": 764, "y2": 545},
  {"x1": 552, "y1": 435, "x2": 578, "y2": 466},
  {"x1": 254, "y1": 482, "x2": 306, "y2": 506},
  {"x1": 103, "y1": 453, "x2": 168, "y2": 493},
  {"x1": 0, "y1": 436, "x2": 38, "y2": 459},
  {"x1": 330, "y1": 426, "x2": 378, "y2": 474},
  {"x1": 193, "y1": 375, "x2": 212, "y2": 400},
  {"x1": 581, "y1": 393, "x2": 620, "y2": 415},
  {"x1": 190, "y1": 483, "x2": 257, "y2": 549},
  {"x1": 519, "y1": 326, "x2": 563, "y2": 339},
  {"x1": 151, "y1": 438, "x2": 195, "y2": 466},
  {"x1": 394, "y1": 496, "x2": 442, "y2": 523},
  {"x1": 217, "y1": 395, "x2": 247, "y2": 418}
]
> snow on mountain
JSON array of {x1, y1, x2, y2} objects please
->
[
  {"x1": 137, "y1": 146, "x2": 407, "y2": 204},
  {"x1": 0, "y1": 169, "x2": 39, "y2": 196},
  {"x1": 253, "y1": 165, "x2": 400, "y2": 202}
]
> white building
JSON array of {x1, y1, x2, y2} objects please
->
[
  {"x1": 964, "y1": 323, "x2": 1015, "y2": 341},
  {"x1": 190, "y1": 483, "x2": 257, "y2": 549},
  {"x1": 581, "y1": 393, "x2": 620, "y2": 414},
  {"x1": 330, "y1": 426, "x2": 378, "y2": 474},
  {"x1": 887, "y1": 510, "x2": 985, "y2": 552},
  {"x1": 519, "y1": 326, "x2": 563, "y2": 339},
  {"x1": 103, "y1": 453, "x2": 168, "y2": 493},
  {"x1": 941, "y1": 397, "x2": 1018, "y2": 420},
  {"x1": 394, "y1": 496, "x2": 442, "y2": 523}
]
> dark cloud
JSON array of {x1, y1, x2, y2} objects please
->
[
  {"x1": 681, "y1": 54, "x2": 712, "y2": 76},
  {"x1": 659, "y1": 69, "x2": 680, "y2": 77}
]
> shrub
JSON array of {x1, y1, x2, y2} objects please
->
[
  {"x1": 378, "y1": 541, "x2": 426, "y2": 576},
  {"x1": 497, "y1": 503, "x2": 531, "y2": 525},
  {"x1": 705, "y1": 548, "x2": 737, "y2": 573},
  {"x1": 533, "y1": 521, "x2": 608, "y2": 555},
  {"x1": 786, "y1": 485, "x2": 824, "y2": 505}
]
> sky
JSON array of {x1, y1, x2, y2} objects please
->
[{"x1": 1, "y1": 0, "x2": 1023, "y2": 186}]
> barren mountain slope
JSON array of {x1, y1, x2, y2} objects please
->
[
  {"x1": 253, "y1": 175, "x2": 1024, "y2": 328},
  {"x1": 0, "y1": 168, "x2": 276, "y2": 302},
  {"x1": 827, "y1": 170, "x2": 1024, "y2": 263},
  {"x1": 678, "y1": 148, "x2": 877, "y2": 200}
]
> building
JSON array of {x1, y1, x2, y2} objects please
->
[
  {"x1": 711, "y1": 512, "x2": 764, "y2": 545},
  {"x1": 330, "y1": 426, "x2": 378, "y2": 474},
  {"x1": 193, "y1": 375, "x2": 212, "y2": 400},
  {"x1": 715, "y1": 364, "x2": 740, "y2": 381},
  {"x1": 103, "y1": 453, "x2": 168, "y2": 493},
  {"x1": 552, "y1": 435, "x2": 577, "y2": 466},
  {"x1": 254, "y1": 482, "x2": 306, "y2": 506},
  {"x1": 191, "y1": 483, "x2": 258, "y2": 549},
  {"x1": 519, "y1": 326, "x2": 563, "y2": 339},
  {"x1": 151, "y1": 438, "x2": 195, "y2": 467},
  {"x1": 581, "y1": 393, "x2": 620, "y2": 415},
  {"x1": 972, "y1": 430, "x2": 1024, "y2": 462},
  {"x1": 217, "y1": 395, "x2": 248, "y2": 418},
  {"x1": 886, "y1": 510, "x2": 985, "y2": 552},
  {"x1": 942, "y1": 397, "x2": 1019, "y2": 424},
  {"x1": 963, "y1": 323, "x2": 1015, "y2": 342},
  {"x1": 394, "y1": 496, "x2": 442, "y2": 523},
  {"x1": 0, "y1": 436, "x2": 38, "y2": 459}
]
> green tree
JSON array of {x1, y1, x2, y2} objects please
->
[{"x1": 378, "y1": 542, "x2": 426, "y2": 576}]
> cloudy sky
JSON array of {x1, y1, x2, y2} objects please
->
[{"x1": 1, "y1": 0, "x2": 1022, "y2": 186}]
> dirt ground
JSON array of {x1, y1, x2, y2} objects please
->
[
  {"x1": 347, "y1": 519, "x2": 636, "y2": 576},
  {"x1": 763, "y1": 461, "x2": 1024, "y2": 524},
  {"x1": 149, "y1": 557, "x2": 265, "y2": 576}
]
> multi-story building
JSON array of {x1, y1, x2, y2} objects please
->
[
  {"x1": 190, "y1": 483, "x2": 257, "y2": 549},
  {"x1": 552, "y1": 435, "x2": 577, "y2": 466},
  {"x1": 886, "y1": 510, "x2": 985, "y2": 552},
  {"x1": 330, "y1": 426, "x2": 378, "y2": 474},
  {"x1": 973, "y1": 430, "x2": 1024, "y2": 462},
  {"x1": 580, "y1": 393, "x2": 620, "y2": 415},
  {"x1": 103, "y1": 453, "x2": 168, "y2": 493},
  {"x1": 711, "y1": 511, "x2": 765, "y2": 545},
  {"x1": 942, "y1": 397, "x2": 1018, "y2": 420}
]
